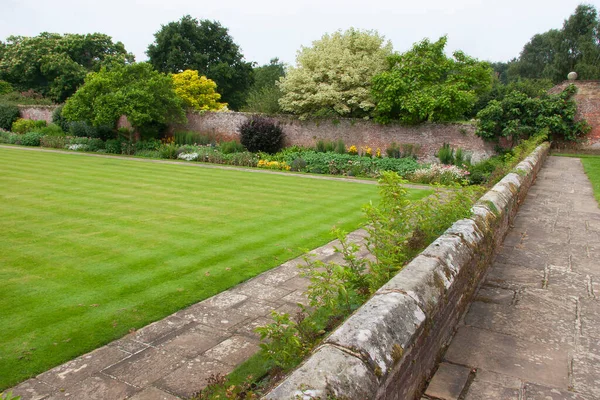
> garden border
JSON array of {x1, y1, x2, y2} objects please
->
[{"x1": 264, "y1": 142, "x2": 551, "y2": 399}]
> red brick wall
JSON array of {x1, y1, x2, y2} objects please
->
[
  {"x1": 170, "y1": 111, "x2": 496, "y2": 163},
  {"x1": 549, "y1": 81, "x2": 600, "y2": 148},
  {"x1": 18, "y1": 105, "x2": 59, "y2": 124}
]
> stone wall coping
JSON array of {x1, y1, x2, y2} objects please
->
[{"x1": 264, "y1": 142, "x2": 551, "y2": 400}]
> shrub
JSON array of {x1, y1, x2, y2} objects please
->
[
  {"x1": 315, "y1": 139, "x2": 335, "y2": 153},
  {"x1": 218, "y1": 140, "x2": 245, "y2": 154},
  {"x1": 135, "y1": 139, "x2": 162, "y2": 152},
  {"x1": 105, "y1": 139, "x2": 122, "y2": 154},
  {"x1": 225, "y1": 151, "x2": 258, "y2": 167},
  {"x1": 86, "y1": 138, "x2": 105, "y2": 152},
  {"x1": 0, "y1": 104, "x2": 20, "y2": 131},
  {"x1": 386, "y1": 142, "x2": 402, "y2": 158},
  {"x1": 1, "y1": 132, "x2": 20, "y2": 144},
  {"x1": 11, "y1": 118, "x2": 46, "y2": 134},
  {"x1": 20, "y1": 132, "x2": 44, "y2": 146},
  {"x1": 409, "y1": 164, "x2": 470, "y2": 185},
  {"x1": 178, "y1": 152, "x2": 199, "y2": 161},
  {"x1": 0, "y1": 80, "x2": 13, "y2": 95},
  {"x1": 172, "y1": 70, "x2": 227, "y2": 111},
  {"x1": 95, "y1": 125, "x2": 116, "y2": 141},
  {"x1": 39, "y1": 123, "x2": 64, "y2": 136},
  {"x1": 476, "y1": 85, "x2": 590, "y2": 143},
  {"x1": 437, "y1": 143, "x2": 454, "y2": 165},
  {"x1": 173, "y1": 130, "x2": 213, "y2": 145},
  {"x1": 290, "y1": 157, "x2": 307, "y2": 171},
  {"x1": 239, "y1": 116, "x2": 285, "y2": 154},
  {"x1": 40, "y1": 135, "x2": 68, "y2": 149},
  {"x1": 69, "y1": 121, "x2": 96, "y2": 137},
  {"x1": 52, "y1": 105, "x2": 71, "y2": 133},
  {"x1": 158, "y1": 143, "x2": 179, "y2": 159}
]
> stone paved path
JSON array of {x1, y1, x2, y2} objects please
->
[
  {"x1": 423, "y1": 156, "x2": 600, "y2": 400},
  {"x1": 8, "y1": 229, "x2": 369, "y2": 400}
]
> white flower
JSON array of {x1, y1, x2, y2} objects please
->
[{"x1": 177, "y1": 152, "x2": 199, "y2": 161}]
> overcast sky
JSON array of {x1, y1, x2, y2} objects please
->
[{"x1": 1, "y1": 0, "x2": 596, "y2": 67}]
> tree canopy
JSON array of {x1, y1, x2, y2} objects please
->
[
  {"x1": 508, "y1": 4, "x2": 600, "y2": 82},
  {"x1": 278, "y1": 28, "x2": 393, "y2": 119},
  {"x1": 0, "y1": 33, "x2": 134, "y2": 102},
  {"x1": 146, "y1": 15, "x2": 254, "y2": 110},
  {"x1": 172, "y1": 70, "x2": 226, "y2": 111},
  {"x1": 476, "y1": 85, "x2": 590, "y2": 143},
  {"x1": 62, "y1": 63, "x2": 185, "y2": 133},
  {"x1": 372, "y1": 36, "x2": 493, "y2": 124},
  {"x1": 243, "y1": 58, "x2": 286, "y2": 114}
]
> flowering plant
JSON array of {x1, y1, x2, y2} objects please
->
[
  {"x1": 177, "y1": 152, "x2": 199, "y2": 161},
  {"x1": 257, "y1": 159, "x2": 291, "y2": 171},
  {"x1": 409, "y1": 164, "x2": 470, "y2": 185}
]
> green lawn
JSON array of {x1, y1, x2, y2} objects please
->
[
  {"x1": 0, "y1": 147, "x2": 430, "y2": 389},
  {"x1": 555, "y1": 153, "x2": 600, "y2": 204}
]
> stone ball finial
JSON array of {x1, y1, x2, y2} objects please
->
[{"x1": 568, "y1": 71, "x2": 578, "y2": 81}]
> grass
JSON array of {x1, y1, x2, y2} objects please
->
[
  {"x1": 0, "y1": 147, "x2": 431, "y2": 389},
  {"x1": 554, "y1": 153, "x2": 600, "y2": 204}
]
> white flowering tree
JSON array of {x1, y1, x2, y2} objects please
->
[{"x1": 278, "y1": 28, "x2": 392, "y2": 119}]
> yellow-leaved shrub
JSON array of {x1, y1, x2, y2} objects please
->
[{"x1": 172, "y1": 70, "x2": 227, "y2": 111}]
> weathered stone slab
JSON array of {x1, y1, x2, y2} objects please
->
[
  {"x1": 231, "y1": 281, "x2": 292, "y2": 302},
  {"x1": 203, "y1": 335, "x2": 260, "y2": 366},
  {"x1": 485, "y1": 262, "x2": 543, "y2": 290},
  {"x1": 200, "y1": 291, "x2": 248, "y2": 310},
  {"x1": 129, "y1": 315, "x2": 191, "y2": 345},
  {"x1": 175, "y1": 304, "x2": 249, "y2": 330},
  {"x1": 46, "y1": 373, "x2": 137, "y2": 400},
  {"x1": 264, "y1": 345, "x2": 378, "y2": 400},
  {"x1": 128, "y1": 386, "x2": 180, "y2": 400},
  {"x1": 424, "y1": 363, "x2": 471, "y2": 400},
  {"x1": 37, "y1": 346, "x2": 128, "y2": 389},
  {"x1": 234, "y1": 316, "x2": 272, "y2": 341},
  {"x1": 463, "y1": 298, "x2": 575, "y2": 348},
  {"x1": 494, "y1": 247, "x2": 548, "y2": 270},
  {"x1": 444, "y1": 326, "x2": 570, "y2": 390},
  {"x1": 379, "y1": 255, "x2": 449, "y2": 316},
  {"x1": 473, "y1": 285, "x2": 515, "y2": 305},
  {"x1": 572, "y1": 351, "x2": 600, "y2": 399},
  {"x1": 9, "y1": 379, "x2": 55, "y2": 400},
  {"x1": 278, "y1": 276, "x2": 310, "y2": 292},
  {"x1": 421, "y1": 234, "x2": 473, "y2": 279},
  {"x1": 154, "y1": 357, "x2": 233, "y2": 398},
  {"x1": 102, "y1": 347, "x2": 185, "y2": 387},
  {"x1": 158, "y1": 323, "x2": 225, "y2": 358},
  {"x1": 231, "y1": 298, "x2": 277, "y2": 318},
  {"x1": 523, "y1": 382, "x2": 592, "y2": 400},
  {"x1": 577, "y1": 298, "x2": 600, "y2": 340},
  {"x1": 326, "y1": 292, "x2": 425, "y2": 375}
]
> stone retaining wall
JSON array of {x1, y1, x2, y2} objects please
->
[{"x1": 264, "y1": 143, "x2": 551, "y2": 400}]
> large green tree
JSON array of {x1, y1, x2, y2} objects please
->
[
  {"x1": 509, "y1": 4, "x2": 600, "y2": 82},
  {"x1": 0, "y1": 33, "x2": 134, "y2": 102},
  {"x1": 146, "y1": 15, "x2": 253, "y2": 110},
  {"x1": 62, "y1": 63, "x2": 185, "y2": 135},
  {"x1": 476, "y1": 85, "x2": 590, "y2": 143},
  {"x1": 278, "y1": 28, "x2": 393, "y2": 119},
  {"x1": 243, "y1": 58, "x2": 286, "y2": 114},
  {"x1": 372, "y1": 36, "x2": 493, "y2": 124}
]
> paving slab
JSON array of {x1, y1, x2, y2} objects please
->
[{"x1": 423, "y1": 363, "x2": 471, "y2": 400}]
